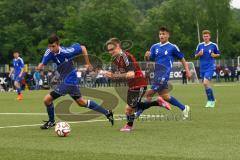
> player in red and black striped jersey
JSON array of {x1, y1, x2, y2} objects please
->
[{"x1": 102, "y1": 38, "x2": 170, "y2": 132}]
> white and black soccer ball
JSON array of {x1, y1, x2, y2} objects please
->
[{"x1": 55, "y1": 122, "x2": 71, "y2": 137}]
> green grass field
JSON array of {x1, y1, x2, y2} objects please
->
[{"x1": 0, "y1": 83, "x2": 240, "y2": 160}]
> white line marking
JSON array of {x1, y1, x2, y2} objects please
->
[{"x1": 0, "y1": 119, "x2": 123, "y2": 129}]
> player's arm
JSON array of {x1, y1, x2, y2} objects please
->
[
  {"x1": 18, "y1": 59, "x2": 25, "y2": 77},
  {"x1": 80, "y1": 45, "x2": 92, "y2": 69},
  {"x1": 8, "y1": 67, "x2": 13, "y2": 78},
  {"x1": 101, "y1": 70, "x2": 134, "y2": 79},
  {"x1": 145, "y1": 45, "x2": 155, "y2": 61},
  {"x1": 180, "y1": 58, "x2": 191, "y2": 80},
  {"x1": 18, "y1": 67, "x2": 24, "y2": 77},
  {"x1": 144, "y1": 51, "x2": 151, "y2": 61},
  {"x1": 37, "y1": 63, "x2": 45, "y2": 70},
  {"x1": 195, "y1": 44, "x2": 203, "y2": 58},
  {"x1": 211, "y1": 44, "x2": 220, "y2": 58},
  {"x1": 195, "y1": 49, "x2": 203, "y2": 58}
]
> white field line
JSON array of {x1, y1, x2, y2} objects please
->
[{"x1": 0, "y1": 118, "x2": 123, "y2": 129}]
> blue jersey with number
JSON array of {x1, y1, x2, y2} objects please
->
[
  {"x1": 41, "y1": 43, "x2": 82, "y2": 85},
  {"x1": 13, "y1": 57, "x2": 24, "y2": 77},
  {"x1": 150, "y1": 42, "x2": 184, "y2": 82},
  {"x1": 195, "y1": 42, "x2": 220, "y2": 72}
]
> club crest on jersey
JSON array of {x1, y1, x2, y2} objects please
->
[
  {"x1": 165, "y1": 50, "x2": 168, "y2": 55},
  {"x1": 155, "y1": 49, "x2": 159, "y2": 55},
  {"x1": 65, "y1": 58, "x2": 69, "y2": 62}
]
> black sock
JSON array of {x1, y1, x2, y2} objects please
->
[{"x1": 126, "y1": 114, "x2": 135, "y2": 126}]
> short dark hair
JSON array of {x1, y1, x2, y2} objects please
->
[
  {"x1": 105, "y1": 38, "x2": 121, "y2": 48},
  {"x1": 159, "y1": 27, "x2": 169, "y2": 33},
  {"x1": 48, "y1": 34, "x2": 59, "y2": 44},
  {"x1": 13, "y1": 50, "x2": 19, "y2": 54}
]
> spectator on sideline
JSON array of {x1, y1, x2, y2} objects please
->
[{"x1": 33, "y1": 67, "x2": 41, "y2": 90}]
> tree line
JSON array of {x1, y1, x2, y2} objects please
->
[{"x1": 0, "y1": 0, "x2": 239, "y2": 64}]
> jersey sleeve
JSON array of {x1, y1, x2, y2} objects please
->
[
  {"x1": 213, "y1": 43, "x2": 220, "y2": 54},
  {"x1": 19, "y1": 58, "x2": 25, "y2": 68},
  {"x1": 173, "y1": 45, "x2": 184, "y2": 59},
  {"x1": 195, "y1": 43, "x2": 201, "y2": 55},
  {"x1": 125, "y1": 54, "x2": 136, "y2": 72},
  {"x1": 65, "y1": 43, "x2": 82, "y2": 59},
  {"x1": 149, "y1": 45, "x2": 156, "y2": 61},
  {"x1": 41, "y1": 49, "x2": 52, "y2": 65}
]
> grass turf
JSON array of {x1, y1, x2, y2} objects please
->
[{"x1": 0, "y1": 83, "x2": 240, "y2": 160}]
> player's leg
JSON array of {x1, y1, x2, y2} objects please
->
[
  {"x1": 161, "y1": 93, "x2": 190, "y2": 120},
  {"x1": 134, "y1": 87, "x2": 171, "y2": 118},
  {"x1": 72, "y1": 96, "x2": 114, "y2": 126},
  {"x1": 120, "y1": 88, "x2": 143, "y2": 132},
  {"x1": 202, "y1": 71, "x2": 215, "y2": 108},
  {"x1": 120, "y1": 104, "x2": 135, "y2": 132},
  {"x1": 40, "y1": 91, "x2": 61, "y2": 129},
  {"x1": 14, "y1": 78, "x2": 23, "y2": 100},
  {"x1": 158, "y1": 82, "x2": 190, "y2": 119}
]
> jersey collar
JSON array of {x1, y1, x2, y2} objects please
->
[
  {"x1": 203, "y1": 41, "x2": 212, "y2": 46},
  {"x1": 159, "y1": 41, "x2": 170, "y2": 47}
]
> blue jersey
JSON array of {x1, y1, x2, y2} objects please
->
[
  {"x1": 195, "y1": 42, "x2": 220, "y2": 72},
  {"x1": 13, "y1": 57, "x2": 24, "y2": 77},
  {"x1": 41, "y1": 43, "x2": 82, "y2": 85},
  {"x1": 150, "y1": 42, "x2": 184, "y2": 82}
]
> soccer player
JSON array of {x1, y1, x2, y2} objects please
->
[
  {"x1": 37, "y1": 35, "x2": 114, "y2": 129},
  {"x1": 195, "y1": 30, "x2": 220, "y2": 108},
  {"x1": 102, "y1": 38, "x2": 170, "y2": 132},
  {"x1": 9, "y1": 51, "x2": 25, "y2": 100},
  {"x1": 143, "y1": 27, "x2": 191, "y2": 119}
]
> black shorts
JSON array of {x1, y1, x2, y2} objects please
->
[
  {"x1": 127, "y1": 87, "x2": 147, "y2": 108},
  {"x1": 49, "y1": 90, "x2": 81, "y2": 101}
]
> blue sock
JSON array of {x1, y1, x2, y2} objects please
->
[
  {"x1": 205, "y1": 88, "x2": 215, "y2": 101},
  {"x1": 135, "y1": 109, "x2": 143, "y2": 118},
  {"x1": 168, "y1": 96, "x2": 185, "y2": 111},
  {"x1": 16, "y1": 88, "x2": 21, "y2": 95},
  {"x1": 46, "y1": 103, "x2": 55, "y2": 122},
  {"x1": 87, "y1": 100, "x2": 108, "y2": 115}
]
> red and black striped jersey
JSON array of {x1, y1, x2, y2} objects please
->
[{"x1": 112, "y1": 51, "x2": 148, "y2": 89}]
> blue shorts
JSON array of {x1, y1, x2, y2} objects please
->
[
  {"x1": 53, "y1": 83, "x2": 81, "y2": 97},
  {"x1": 200, "y1": 70, "x2": 214, "y2": 81},
  {"x1": 14, "y1": 75, "x2": 22, "y2": 83},
  {"x1": 151, "y1": 81, "x2": 169, "y2": 93}
]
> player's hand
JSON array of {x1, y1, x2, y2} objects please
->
[
  {"x1": 144, "y1": 51, "x2": 150, "y2": 61},
  {"x1": 104, "y1": 71, "x2": 113, "y2": 78},
  {"x1": 126, "y1": 71, "x2": 135, "y2": 79},
  {"x1": 211, "y1": 53, "x2": 219, "y2": 58},
  {"x1": 198, "y1": 49, "x2": 203, "y2": 57}
]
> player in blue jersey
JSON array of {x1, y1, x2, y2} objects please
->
[
  {"x1": 195, "y1": 30, "x2": 220, "y2": 108},
  {"x1": 141, "y1": 27, "x2": 191, "y2": 119},
  {"x1": 37, "y1": 35, "x2": 114, "y2": 129},
  {"x1": 9, "y1": 51, "x2": 25, "y2": 100}
]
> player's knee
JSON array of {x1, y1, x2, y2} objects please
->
[
  {"x1": 43, "y1": 95, "x2": 52, "y2": 105},
  {"x1": 203, "y1": 80, "x2": 209, "y2": 88},
  {"x1": 76, "y1": 98, "x2": 87, "y2": 107},
  {"x1": 125, "y1": 106, "x2": 134, "y2": 115},
  {"x1": 162, "y1": 94, "x2": 170, "y2": 101}
]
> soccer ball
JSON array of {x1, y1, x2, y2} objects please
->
[{"x1": 55, "y1": 122, "x2": 71, "y2": 137}]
